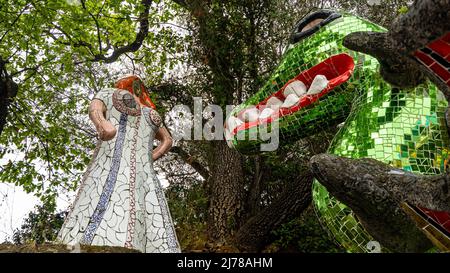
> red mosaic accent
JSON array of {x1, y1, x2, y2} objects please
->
[
  {"x1": 414, "y1": 50, "x2": 435, "y2": 66},
  {"x1": 414, "y1": 32, "x2": 450, "y2": 87},
  {"x1": 149, "y1": 109, "x2": 162, "y2": 127},
  {"x1": 428, "y1": 38, "x2": 450, "y2": 60},
  {"x1": 430, "y1": 63, "x2": 450, "y2": 83},
  {"x1": 417, "y1": 207, "x2": 450, "y2": 235}
]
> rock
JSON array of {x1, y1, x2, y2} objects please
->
[{"x1": 309, "y1": 153, "x2": 441, "y2": 252}]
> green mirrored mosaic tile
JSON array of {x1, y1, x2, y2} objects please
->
[{"x1": 229, "y1": 12, "x2": 449, "y2": 252}]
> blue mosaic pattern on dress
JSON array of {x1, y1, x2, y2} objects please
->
[
  {"x1": 154, "y1": 178, "x2": 180, "y2": 252},
  {"x1": 81, "y1": 113, "x2": 128, "y2": 244}
]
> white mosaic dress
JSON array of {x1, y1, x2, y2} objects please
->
[{"x1": 58, "y1": 88, "x2": 180, "y2": 253}]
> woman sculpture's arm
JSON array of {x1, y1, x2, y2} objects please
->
[
  {"x1": 152, "y1": 127, "x2": 173, "y2": 161},
  {"x1": 89, "y1": 99, "x2": 117, "y2": 141}
]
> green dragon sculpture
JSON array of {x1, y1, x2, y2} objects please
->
[{"x1": 225, "y1": 10, "x2": 450, "y2": 252}]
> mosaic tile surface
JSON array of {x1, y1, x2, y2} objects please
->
[
  {"x1": 58, "y1": 88, "x2": 180, "y2": 253},
  {"x1": 227, "y1": 15, "x2": 384, "y2": 154},
  {"x1": 228, "y1": 12, "x2": 450, "y2": 252}
]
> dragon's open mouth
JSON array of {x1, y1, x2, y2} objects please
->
[{"x1": 227, "y1": 53, "x2": 355, "y2": 135}]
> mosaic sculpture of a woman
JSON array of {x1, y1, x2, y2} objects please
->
[{"x1": 58, "y1": 76, "x2": 180, "y2": 253}]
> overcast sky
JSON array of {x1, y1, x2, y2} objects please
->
[{"x1": 0, "y1": 182, "x2": 74, "y2": 242}]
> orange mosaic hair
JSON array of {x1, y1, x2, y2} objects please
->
[{"x1": 114, "y1": 75, "x2": 156, "y2": 109}]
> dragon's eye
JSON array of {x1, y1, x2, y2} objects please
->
[
  {"x1": 133, "y1": 80, "x2": 142, "y2": 96},
  {"x1": 290, "y1": 10, "x2": 341, "y2": 44},
  {"x1": 302, "y1": 18, "x2": 324, "y2": 32}
]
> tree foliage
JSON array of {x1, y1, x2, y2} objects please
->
[
  {"x1": 12, "y1": 203, "x2": 66, "y2": 244},
  {"x1": 0, "y1": 0, "x2": 184, "y2": 204},
  {"x1": 271, "y1": 207, "x2": 343, "y2": 253}
]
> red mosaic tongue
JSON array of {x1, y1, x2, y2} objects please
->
[{"x1": 414, "y1": 32, "x2": 450, "y2": 87}]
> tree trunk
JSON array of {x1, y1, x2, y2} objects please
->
[
  {"x1": 0, "y1": 78, "x2": 8, "y2": 135},
  {"x1": 207, "y1": 140, "x2": 246, "y2": 243},
  {"x1": 247, "y1": 155, "x2": 262, "y2": 217},
  {"x1": 234, "y1": 170, "x2": 313, "y2": 252},
  {"x1": 0, "y1": 59, "x2": 18, "y2": 136}
]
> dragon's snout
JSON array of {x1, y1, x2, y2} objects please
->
[{"x1": 225, "y1": 53, "x2": 355, "y2": 153}]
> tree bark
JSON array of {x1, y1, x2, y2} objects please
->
[
  {"x1": 234, "y1": 170, "x2": 313, "y2": 252},
  {"x1": 0, "y1": 58, "x2": 18, "y2": 136},
  {"x1": 388, "y1": 0, "x2": 450, "y2": 56},
  {"x1": 170, "y1": 146, "x2": 210, "y2": 180},
  {"x1": 207, "y1": 140, "x2": 246, "y2": 243},
  {"x1": 309, "y1": 153, "x2": 440, "y2": 252},
  {"x1": 343, "y1": 0, "x2": 450, "y2": 95},
  {"x1": 246, "y1": 155, "x2": 262, "y2": 217}
]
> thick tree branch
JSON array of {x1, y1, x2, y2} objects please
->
[
  {"x1": 309, "y1": 153, "x2": 440, "y2": 252},
  {"x1": 87, "y1": 0, "x2": 153, "y2": 64},
  {"x1": 0, "y1": 57, "x2": 18, "y2": 135},
  {"x1": 0, "y1": 3, "x2": 31, "y2": 43},
  {"x1": 10, "y1": 57, "x2": 57, "y2": 78},
  {"x1": 80, "y1": 0, "x2": 103, "y2": 53},
  {"x1": 170, "y1": 146, "x2": 210, "y2": 180},
  {"x1": 343, "y1": 0, "x2": 450, "y2": 94}
]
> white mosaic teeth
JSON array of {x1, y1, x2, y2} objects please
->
[
  {"x1": 307, "y1": 75, "x2": 328, "y2": 95},
  {"x1": 281, "y1": 94, "x2": 300, "y2": 108},
  {"x1": 227, "y1": 116, "x2": 244, "y2": 132},
  {"x1": 241, "y1": 107, "x2": 260, "y2": 122},
  {"x1": 258, "y1": 108, "x2": 275, "y2": 120},
  {"x1": 265, "y1": 97, "x2": 283, "y2": 110},
  {"x1": 230, "y1": 75, "x2": 329, "y2": 126},
  {"x1": 283, "y1": 80, "x2": 307, "y2": 97}
]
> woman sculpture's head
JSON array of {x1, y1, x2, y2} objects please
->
[{"x1": 115, "y1": 75, "x2": 156, "y2": 109}]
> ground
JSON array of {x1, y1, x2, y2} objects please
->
[{"x1": 0, "y1": 243, "x2": 140, "y2": 253}]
